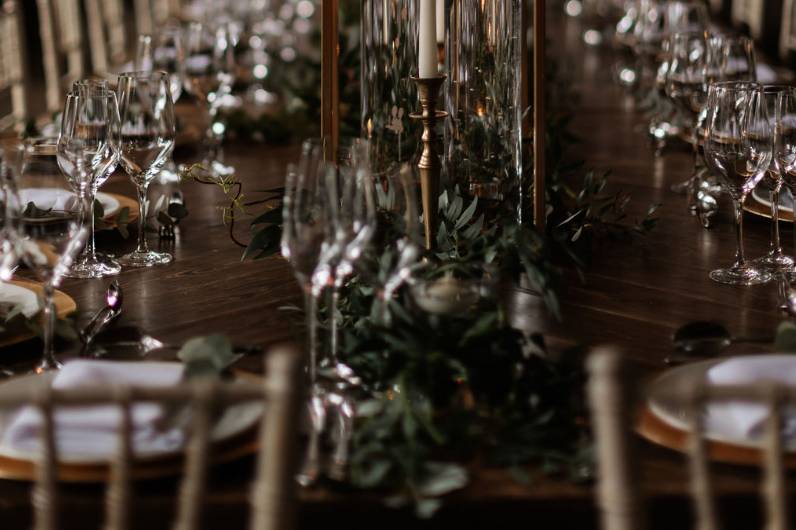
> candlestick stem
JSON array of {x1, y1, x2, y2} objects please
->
[{"x1": 411, "y1": 75, "x2": 447, "y2": 251}]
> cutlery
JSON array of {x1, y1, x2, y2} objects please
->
[
  {"x1": 695, "y1": 189, "x2": 718, "y2": 229},
  {"x1": 80, "y1": 281, "x2": 123, "y2": 355}
]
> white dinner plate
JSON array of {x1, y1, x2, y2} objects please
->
[
  {"x1": 0, "y1": 366, "x2": 264, "y2": 464},
  {"x1": 18, "y1": 188, "x2": 121, "y2": 218},
  {"x1": 647, "y1": 355, "x2": 796, "y2": 451}
]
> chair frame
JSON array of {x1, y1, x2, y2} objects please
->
[
  {"x1": 589, "y1": 349, "x2": 792, "y2": 530},
  {"x1": 0, "y1": 346, "x2": 302, "y2": 530},
  {"x1": 0, "y1": 0, "x2": 29, "y2": 132}
]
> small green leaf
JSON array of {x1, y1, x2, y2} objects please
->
[{"x1": 775, "y1": 321, "x2": 796, "y2": 352}]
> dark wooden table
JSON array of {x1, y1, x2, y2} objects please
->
[{"x1": 0, "y1": 10, "x2": 792, "y2": 530}]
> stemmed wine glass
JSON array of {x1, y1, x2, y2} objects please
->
[
  {"x1": 665, "y1": 31, "x2": 714, "y2": 195},
  {"x1": 313, "y1": 139, "x2": 376, "y2": 374},
  {"x1": 703, "y1": 82, "x2": 773, "y2": 285},
  {"x1": 57, "y1": 87, "x2": 121, "y2": 278},
  {"x1": 116, "y1": 71, "x2": 176, "y2": 267},
  {"x1": 10, "y1": 141, "x2": 89, "y2": 370},
  {"x1": 769, "y1": 88, "x2": 796, "y2": 267},
  {"x1": 368, "y1": 164, "x2": 422, "y2": 325},
  {"x1": 136, "y1": 26, "x2": 185, "y2": 185},
  {"x1": 751, "y1": 85, "x2": 796, "y2": 272},
  {"x1": 183, "y1": 21, "x2": 237, "y2": 178},
  {"x1": 648, "y1": 1, "x2": 709, "y2": 145},
  {"x1": 281, "y1": 141, "x2": 329, "y2": 485}
]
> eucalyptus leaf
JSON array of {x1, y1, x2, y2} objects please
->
[{"x1": 775, "y1": 321, "x2": 796, "y2": 353}]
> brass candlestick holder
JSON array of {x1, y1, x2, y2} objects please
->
[{"x1": 410, "y1": 75, "x2": 447, "y2": 251}]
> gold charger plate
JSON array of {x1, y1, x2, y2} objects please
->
[
  {"x1": 0, "y1": 433, "x2": 258, "y2": 482},
  {"x1": 637, "y1": 405, "x2": 796, "y2": 468},
  {"x1": 98, "y1": 193, "x2": 139, "y2": 229},
  {"x1": 0, "y1": 280, "x2": 76, "y2": 349},
  {"x1": 0, "y1": 369, "x2": 262, "y2": 482}
]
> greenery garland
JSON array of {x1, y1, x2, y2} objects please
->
[{"x1": 182, "y1": 5, "x2": 660, "y2": 517}]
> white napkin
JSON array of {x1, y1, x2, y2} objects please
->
[
  {"x1": 16, "y1": 189, "x2": 120, "y2": 218},
  {"x1": 706, "y1": 356, "x2": 796, "y2": 441},
  {"x1": 18, "y1": 188, "x2": 77, "y2": 212},
  {"x1": 1, "y1": 360, "x2": 185, "y2": 459},
  {"x1": 0, "y1": 282, "x2": 40, "y2": 318}
]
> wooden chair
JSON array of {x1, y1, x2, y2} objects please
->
[
  {"x1": 83, "y1": 0, "x2": 127, "y2": 77},
  {"x1": 134, "y1": 0, "x2": 183, "y2": 38},
  {"x1": 730, "y1": 0, "x2": 765, "y2": 39},
  {"x1": 588, "y1": 348, "x2": 791, "y2": 530},
  {"x1": 0, "y1": 345, "x2": 303, "y2": 530},
  {"x1": 37, "y1": 0, "x2": 133, "y2": 110},
  {"x1": 0, "y1": 0, "x2": 29, "y2": 133},
  {"x1": 780, "y1": 0, "x2": 796, "y2": 62},
  {"x1": 36, "y1": 0, "x2": 84, "y2": 115}
]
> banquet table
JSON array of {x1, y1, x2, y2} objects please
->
[{"x1": 1, "y1": 10, "x2": 795, "y2": 530}]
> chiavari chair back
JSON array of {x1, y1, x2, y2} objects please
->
[
  {"x1": 36, "y1": 0, "x2": 84, "y2": 115},
  {"x1": 83, "y1": 0, "x2": 127, "y2": 77},
  {"x1": 0, "y1": 0, "x2": 28, "y2": 133},
  {"x1": 730, "y1": 0, "x2": 765, "y2": 39},
  {"x1": 135, "y1": 0, "x2": 184, "y2": 37},
  {"x1": 0, "y1": 345, "x2": 302, "y2": 530},
  {"x1": 589, "y1": 348, "x2": 792, "y2": 530},
  {"x1": 780, "y1": 0, "x2": 796, "y2": 61}
]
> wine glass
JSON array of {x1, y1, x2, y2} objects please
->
[
  {"x1": 280, "y1": 139, "x2": 332, "y2": 485},
  {"x1": 281, "y1": 143, "x2": 327, "y2": 387},
  {"x1": 136, "y1": 26, "x2": 185, "y2": 185},
  {"x1": 368, "y1": 164, "x2": 422, "y2": 325},
  {"x1": 648, "y1": 1, "x2": 709, "y2": 144},
  {"x1": 183, "y1": 21, "x2": 237, "y2": 177},
  {"x1": 769, "y1": 88, "x2": 796, "y2": 267},
  {"x1": 10, "y1": 141, "x2": 89, "y2": 370},
  {"x1": 751, "y1": 85, "x2": 796, "y2": 272},
  {"x1": 665, "y1": 31, "x2": 712, "y2": 195},
  {"x1": 116, "y1": 71, "x2": 176, "y2": 267},
  {"x1": 312, "y1": 138, "x2": 376, "y2": 372},
  {"x1": 57, "y1": 89, "x2": 121, "y2": 278},
  {"x1": 704, "y1": 82, "x2": 773, "y2": 285},
  {"x1": 721, "y1": 35, "x2": 757, "y2": 82}
]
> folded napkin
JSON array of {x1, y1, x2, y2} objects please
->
[
  {"x1": 1, "y1": 360, "x2": 185, "y2": 459},
  {"x1": 18, "y1": 188, "x2": 78, "y2": 213},
  {"x1": 0, "y1": 282, "x2": 40, "y2": 318},
  {"x1": 706, "y1": 356, "x2": 796, "y2": 442}
]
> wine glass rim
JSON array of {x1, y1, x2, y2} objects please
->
[
  {"x1": 117, "y1": 70, "x2": 168, "y2": 81},
  {"x1": 761, "y1": 84, "x2": 796, "y2": 93},
  {"x1": 709, "y1": 80, "x2": 759, "y2": 91},
  {"x1": 66, "y1": 90, "x2": 117, "y2": 101}
]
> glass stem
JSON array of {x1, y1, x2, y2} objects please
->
[
  {"x1": 205, "y1": 102, "x2": 221, "y2": 163},
  {"x1": 771, "y1": 182, "x2": 782, "y2": 256},
  {"x1": 328, "y1": 284, "x2": 340, "y2": 366},
  {"x1": 305, "y1": 289, "x2": 318, "y2": 385},
  {"x1": 733, "y1": 196, "x2": 747, "y2": 269},
  {"x1": 39, "y1": 283, "x2": 58, "y2": 371},
  {"x1": 136, "y1": 184, "x2": 149, "y2": 254},
  {"x1": 86, "y1": 189, "x2": 97, "y2": 261}
]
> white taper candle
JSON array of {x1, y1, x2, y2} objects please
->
[
  {"x1": 418, "y1": 0, "x2": 437, "y2": 77},
  {"x1": 436, "y1": 0, "x2": 445, "y2": 44}
]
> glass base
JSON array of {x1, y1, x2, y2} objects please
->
[
  {"x1": 710, "y1": 266, "x2": 773, "y2": 286},
  {"x1": 65, "y1": 254, "x2": 122, "y2": 279},
  {"x1": 752, "y1": 252, "x2": 796, "y2": 272},
  {"x1": 117, "y1": 250, "x2": 173, "y2": 268}
]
